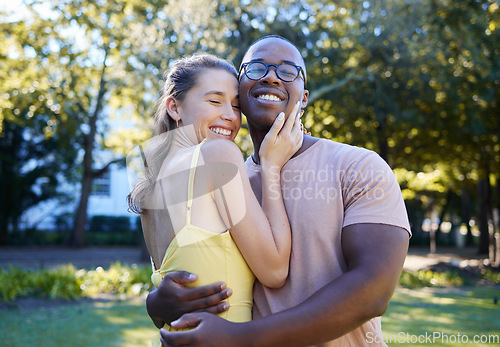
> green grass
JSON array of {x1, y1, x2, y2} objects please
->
[
  {"x1": 0, "y1": 298, "x2": 157, "y2": 347},
  {"x1": 1, "y1": 263, "x2": 498, "y2": 346},
  {"x1": 1, "y1": 286, "x2": 498, "y2": 346},
  {"x1": 382, "y1": 286, "x2": 500, "y2": 346}
]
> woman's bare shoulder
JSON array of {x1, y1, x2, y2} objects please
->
[{"x1": 200, "y1": 139, "x2": 244, "y2": 164}]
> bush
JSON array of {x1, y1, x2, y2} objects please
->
[
  {"x1": 0, "y1": 265, "x2": 82, "y2": 301},
  {"x1": 89, "y1": 216, "x2": 131, "y2": 232},
  {"x1": 480, "y1": 268, "x2": 500, "y2": 284},
  {"x1": 77, "y1": 262, "x2": 152, "y2": 297},
  {"x1": 85, "y1": 230, "x2": 138, "y2": 245},
  {"x1": 399, "y1": 269, "x2": 467, "y2": 288},
  {"x1": 86, "y1": 216, "x2": 141, "y2": 245},
  {"x1": 0, "y1": 263, "x2": 152, "y2": 302}
]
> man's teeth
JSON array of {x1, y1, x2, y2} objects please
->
[
  {"x1": 257, "y1": 94, "x2": 281, "y2": 102},
  {"x1": 210, "y1": 127, "x2": 231, "y2": 136}
]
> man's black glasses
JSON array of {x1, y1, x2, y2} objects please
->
[{"x1": 239, "y1": 61, "x2": 306, "y2": 84}]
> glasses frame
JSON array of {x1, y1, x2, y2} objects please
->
[{"x1": 238, "y1": 61, "x2": 307, "y2": 85}]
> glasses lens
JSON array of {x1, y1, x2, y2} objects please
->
[
  {"x1": 277, "y1": 64, "x2": 299, "y2": 82},
  {"x1": 246, "y1": 62, "x2": 267, "y2": 80}
]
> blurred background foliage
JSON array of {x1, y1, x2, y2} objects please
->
[
  {"x1": 0, "y1": 0, "x2": 499, "y2": 262},
  {"x1": 0, "y1": 262, "x2": 153, "y2": 301}
]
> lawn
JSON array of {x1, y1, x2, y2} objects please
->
[
  {"x1": 382, "y1": 286, "x2": 500, "y2": 346},
  {"x1": 1, "y1": 286, "x2": 499, "y2": 346},
  {"x1": 0, "y1": 297, "x2": 157, "y2": 347}
]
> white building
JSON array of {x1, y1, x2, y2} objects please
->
[{"x1": 20, "y1": 164, "x2": 136, "y2": 231}]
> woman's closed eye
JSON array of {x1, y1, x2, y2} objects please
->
[{"x1": 209, "y1": 100, "x2": 221, "y2": 105}]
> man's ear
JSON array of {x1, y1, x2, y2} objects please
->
[
  {"x1": 301, "y1": 89, "x2": 309, "y2": 109},
  {"x1": 165, "y1": 96, "x2": 180, "y2": 122}
]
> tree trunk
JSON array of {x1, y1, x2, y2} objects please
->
[
  {"x1": 461, "y1": 187, "x2": 474, "y2": 246},
  {"x1": 0, "y1": 217, "x2": 8, "y2": 245},
  {"x1": 68, "y1": 169, "x2": 93, "y2": 247},
  {"x1": 0, "y1": 161, "x2": 9, "y2": 244},
  {"x1": 497, "y1": 178, "x2": 500, "y2": 229},
  {"x1": 437, "y1": 189, "x2": 453, "y2": 242},
  {"x1": 67, "y1": 55, "x2": 108, "y2": 247},
  {"x1": 373, "y1": 79, "x2": 389, "y2": 165},
  {"x1": 495, "y1": 178, "x2": 500, "y2": 267},
  {"x1": 0, "y1": 122, "x2": 21, "y2": 245},
  {"x1": 477, "y1": 177, "x2": 491, "y2": 255}
]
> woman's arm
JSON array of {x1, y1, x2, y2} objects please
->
[
  {"x1": 257, "y1": 102, "x2": 303, "y2": 285},
  {"x1": 203, "y1": 103, "x2": 302, "y2": 288}
]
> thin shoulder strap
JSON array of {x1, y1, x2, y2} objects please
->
[{"x1": 186, "y1": 138, "x2": 207, "y2": 225}]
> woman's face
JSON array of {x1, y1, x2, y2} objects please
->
[{"x1": 175, "y1": 69, "x2": 241, "y2": 143}]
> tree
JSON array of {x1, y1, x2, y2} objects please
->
[
  {"x1": 2, "y1": 0, "x2": 183, "y2": 246},
  {"x1": 38, "y1": 0, "x2": 181, "y2": 247},
  {"x1": 0, "y1": 14, "x2": 79, "y2": 244},
  {"x1": 2, "y1": 0, "x2": 498, "y2": 256},
  {"x1": 292, "y1": 0, "x2": 499, "y2": 256}
]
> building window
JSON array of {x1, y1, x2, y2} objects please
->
[{"x1": 91, "y1": 171, "x2": 110, "y2": 196}]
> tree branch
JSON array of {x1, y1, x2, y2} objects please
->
[
  {"x1": 308, "y1": 72, "x2": 375, "y2": 104},
  {"x1": 92, "y1": 157, "x2": 126, "y2": 178}
]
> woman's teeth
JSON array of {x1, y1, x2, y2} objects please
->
[
  {"x1": 257, "y1": 94, "x2": 281, "y2": 101},
  {"x1": 210, "y1": 127, "x2": 231, "y2": 136}
]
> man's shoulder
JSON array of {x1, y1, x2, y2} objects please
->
[{"x1": 306, "y1": 137, "x2": 376, "y2": 163}]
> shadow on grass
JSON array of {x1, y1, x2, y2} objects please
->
[
  {"x1": 0, "y1": 298, "x2": 157, "y2": 347},
  {"x1": 382, "y1": 286, "x2": 500, "y2": 346}
]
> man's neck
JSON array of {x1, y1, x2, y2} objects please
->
[
  {"x1": 250, "y1": 131, "x2": 319, "y2": 165},
  {"x1": 249, "y1": 128, "x2": 267, "y2": 164}
]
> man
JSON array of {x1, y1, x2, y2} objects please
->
[{"x1": 149, "y1": 35, "x2": 411, "y2": 346}]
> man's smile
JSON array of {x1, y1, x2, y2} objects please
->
[
  {"x1": 252, "y1": 88, "x2": 286, "y2": 106},
  {"x1": 257, "y1": 94, "x2": 283, "y2": 102}
]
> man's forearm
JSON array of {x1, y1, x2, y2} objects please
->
[
  {"x1": 244, "y1": 270, "x2": 387, "y2": 346},
  {"x1": 241, "y1": 224, "x2": 409, "y2": 346}
]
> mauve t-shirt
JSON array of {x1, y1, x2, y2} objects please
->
[{"x1": 245, "y1": 138, "x2": 411, "y2": 347}]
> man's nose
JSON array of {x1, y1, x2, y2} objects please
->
[{"x1": 260, "y1": 66, "x2": 281, "y2": 85}]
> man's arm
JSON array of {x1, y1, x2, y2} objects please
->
[
  {"x1": 146, "y1": 271, "x2": 232, "y2": 328},
  {"x1": 161, "y1": 223, "x2": 409, "y2": 346}
]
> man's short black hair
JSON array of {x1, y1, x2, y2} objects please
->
[{"x1": 243, "y1": 35, "x2": 303, "y2": 61}]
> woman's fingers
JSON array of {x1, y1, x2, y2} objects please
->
[
  {"x1": 259, "y1": 101, "x2": 304, "y2": 166},
  {"x1": 264, "y1": 111, "x2": 285, "y2": 142},
  {"x1": 281, "y1": 101, "x2": 300, "y2": 135}
]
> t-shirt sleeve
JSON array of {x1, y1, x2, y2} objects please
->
[{"x1": 341, "y1": 151, "x2": 411, "y2": 236}]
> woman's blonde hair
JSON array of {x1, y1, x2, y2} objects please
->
[{"x1": 127, "y1": 54, "x2": 237, "y2": 214}]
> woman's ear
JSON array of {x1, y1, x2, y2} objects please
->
[{"x1": 165, "y1": 96, "x2": 180, "y2": 122}]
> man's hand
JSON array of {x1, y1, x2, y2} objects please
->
[
  {"x1": 147, "y1": 271, "x2": 232, "y2": 328},
  {"x1": 160, "y1": 312, "x2": 245, "y2": 347}
]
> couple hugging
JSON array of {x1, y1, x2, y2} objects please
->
[{"x1": 128, "y1": 35, "x2": 411, "y2": 347}]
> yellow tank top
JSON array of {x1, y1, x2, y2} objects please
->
[{"x1": 151, "y1": 139, "x2": 255, "y2": 330}]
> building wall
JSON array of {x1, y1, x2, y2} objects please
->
[
  {"x1": 20, "y1": 165, "x2": 135, "y2": 231},
  {"x1": 88, "y1": 165, "x2": 133, "y2": 218}
]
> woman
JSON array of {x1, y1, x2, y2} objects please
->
[{"x1": 128, "y1": 54, "x2": 302, "y2": 338}]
